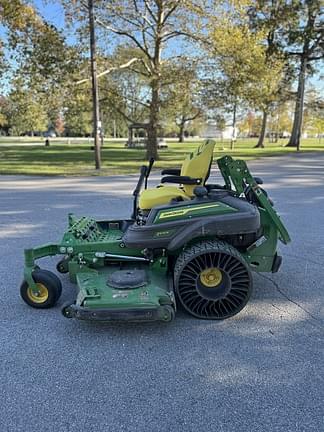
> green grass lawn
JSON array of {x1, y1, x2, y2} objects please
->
[{"x1": 0, "y1": 137, "x2": 323, "y2": 176}]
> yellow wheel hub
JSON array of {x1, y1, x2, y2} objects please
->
[
  {"x1": 27, "y1": 283, "x2": 49, "y2": 304},
  {"x1": 200, "y1": 267, "x2": 223, "y2": 288}
]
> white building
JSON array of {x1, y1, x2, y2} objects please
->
[{"x1": 200, "y1": 121, "x2": 237, "y2": 140}]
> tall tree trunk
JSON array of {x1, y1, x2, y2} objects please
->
[
  {"x1": 178, "y1": 120, "x2": 185, "y2": 142},
  {"x1": 147, "y1": 81, "x2": 159, "y2": 160},
  {"x1": 88, "y1": 0, "x2": 101, "y2": 169},
  {"x1": 255, "y1": 111, "x2": 268, "y2": 148},
  {"x1": 146, "y1": 3, "x2": 164, "y2": 160},
  {"x1": 230, "y1": 102, "x2": 237, "y2": 150},
  {"x1": 287, "y1": 57, "x2": 307, "y2": 150}
]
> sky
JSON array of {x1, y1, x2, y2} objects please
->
[
  {"x1": 33, "y1": 0, "x2": 77, "y2": 45},
  {"x1": 34, "y1": 0, "x2": 65, "y2": 30}
]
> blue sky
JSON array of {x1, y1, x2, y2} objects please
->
[
  {"x1": 34, "y1": 0, "x2": 65, "y2": 29},
  {"x1": 33, "y1": 0, "x2": 78, "y2": 46}
]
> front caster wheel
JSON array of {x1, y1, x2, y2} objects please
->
[
  {"x1": 174, "y1": 240, "x2": 252, "y2": 320},
  {"x1": 20, "y1": 269, "x2": 62, "y2": 309}
]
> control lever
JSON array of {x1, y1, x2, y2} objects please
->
[
  {"x1": 144, "y1": 158, "x2": 155, "y2": 189},
  {"x1": 132, "y1": 165, "x2": 147, "y2": 219}
]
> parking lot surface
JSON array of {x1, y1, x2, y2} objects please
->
[{"x1": 0, "y1": 153, "x2": 323, "y2": 432}]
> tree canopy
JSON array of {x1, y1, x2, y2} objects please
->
[{"x1": 0, "y1": 0, "x2": 323, "y2": 160}]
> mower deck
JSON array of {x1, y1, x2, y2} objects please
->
[{"x1": 62, "y1": 264, "x2": 175, "y2": 322}]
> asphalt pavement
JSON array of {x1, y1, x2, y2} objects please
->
[{"x1": 0, "y1": 152, "x2": 323, "y2": 432}]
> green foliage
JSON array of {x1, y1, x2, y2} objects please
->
[
  {"x1": 99, "y1": 46, "x2": 150, "y2": 125},
  {"x1": 303, "y1": 89, "x2": 324, "y2": 136},
  {"x1": 267, "y1": 103, "x2": 293, "y2": 134},
  {"x1": 0, "y1": 0, "x2": 41, "y2": 33},
  {"x1": 64, "y1": 89, "x2": 92, "y2": 136},
  {"x1": 1, "y1": 0, "x2": 84, "y2": 135},
  {"x1": 0, "y1": 96, "x2": 9, "y2": 129},
  {"x1": 162, "y1": 61, "x2": 202, "y2": 140},
  {"x1": 247, "y1": 0, "x2": 323, "y2": 148},
  {"x1": 7, "y1": 81, "x2": 48, "y2": 134},
  {"x1": 207, "y1": 3, "x2": 286, "y2": 112}
]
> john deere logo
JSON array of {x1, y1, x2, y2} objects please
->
[
  {"x1": 158, "y1": 204, "x2": 220, "y2": 220},
  {"x1": 154, "y1": 230, "x2": 173, "y2": 238}
]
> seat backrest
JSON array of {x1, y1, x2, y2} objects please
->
[{"x1": 180, "y1": 140, "x2": 215, "y2": 196}]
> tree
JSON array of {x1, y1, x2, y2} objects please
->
[
  {"x1": 204, "y1": 2, "x2": 285, "y2": 149},
  {"x1": 0, "y1": 96, "x2": 10, "y2": 134},
  {"x1": 247, "y1": 1, "x2": 295, "y2": 146},
  {"x1": 311, "y1": 117, "x2": 324, "y2": 144},
  {"x1": 0, "y1": 0, "x2": 43, "y2": 82},
  {"x1": 74, "y1": 44, "x2": 149, "y2": 138},
  {"x1": 18, "y1": 21, "x2": 81, "y2": 129},
  {"x1": 248, "y1": 0, "x2": 324, "y2": 150},
  {"x1": 8, "y1": 80, "x2": 48, "y2": 135},
  {"x1": 64, "y1": 90, "x2": 92, "y2": 136},
  {"x1": 238, "y1": 111, "x2": 256, "y2": 137},
  {"x1": 54, "y1": 115, "x2": 65, "y2": 137},
  {"x1": 97, "y1": 46, "x2": 151, "y2": 129},
  {"x1": 67, "y1": 0, "x2": 201, "y2": 159},
  {"x1": 1, "y1": 0, "x2": 84, "y2": 140},
  {"x1": 0, "y1": 0, "x2": 41, "y2": 36},
  {"x1": 246, "y1": 111, "x2": 255, "y2": 137},
  {"x1": 267, "y1": 101, "x2": 293, "y2": 140},
  {"x1": 302, "y1": 88, "x2": 324, "y2": 140},
  {"x1": 0, "y1": 39, "x2": 6, "y2": 78},
  {"x1": 163, "y1": 62, "x2": 202, "y2": 142},
  {"x1": 285, "y1": 1, "x2": 324, "y2": 149}
]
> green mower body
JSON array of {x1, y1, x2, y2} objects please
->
[{"x1": 21, "y1": 152, "x2": 290, "y2": 322}]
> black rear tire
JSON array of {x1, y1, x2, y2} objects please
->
[
  {"x1": 20, "y1": 269, "x2": 62, "y2": 309},
  {"x1": 174, "y1": 240, "x2": 252, "y2": 319}
]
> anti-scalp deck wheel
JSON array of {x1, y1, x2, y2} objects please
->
[
  {"x1": 20, "y1": 269, "x2": 62, "y2": 309},
  {"x1": 174, "y1": 240, "x2": 252, "y2": 319},
  {"x1": 56, "y1": 257, "x2": 69, "y2": 274}
]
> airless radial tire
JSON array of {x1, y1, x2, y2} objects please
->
[{"x1": 174, "y1": 240, "x2": 252, "y2": 319}]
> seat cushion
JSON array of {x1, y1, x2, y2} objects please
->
[
  {"x1": 181, "y1": 140, "x2": 215, "y2": 196},
  {"x1": 139, "y1": 186, "x2": 189, "y2": 210}
]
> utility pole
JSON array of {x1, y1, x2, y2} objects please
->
[
  {"x1": 88, "y1": 0, "x2": 101, "y2": 169},
  {"x1": 113, "y1": 119, "x2": 116, "y2": 138}
]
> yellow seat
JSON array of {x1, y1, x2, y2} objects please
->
[
  {"x1": 139, "y1": 186, "x2": 189, "y2": 209},
  {"x1": 139, "y1": 140, "x2": 215, "y2": 210}
]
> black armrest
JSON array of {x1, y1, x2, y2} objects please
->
[
  {"x1": 207, "y1": 184, "x2": 226, "y2": 190},
  {"x1": 161, "y1": 168, "x2": 181, "y2": 176},
  {"x1": 161, "y1": 175, "x2": 202, "y2": 185}
]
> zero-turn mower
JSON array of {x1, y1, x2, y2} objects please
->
[{"x1": 20, "y1": 140, "x2": 291, "y2": 322}]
